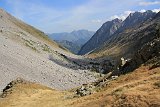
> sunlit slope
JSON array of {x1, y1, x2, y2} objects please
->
[
  {"x1": 0, "y1": 8, "x2": 96, "y2": 91},
  {"x1": 0, "y1": 66, "x2": 159, "y2": 107},
  {"x1": 0, "y1": 8, "x2": 69, "y2": 53}
]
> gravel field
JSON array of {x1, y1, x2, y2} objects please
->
[
  {"x1": 0, "y1": 34, "x2": 96, "y2": 91},
  {"x1": 0, "y1": 9, "x2": 96, "y2": 92}
]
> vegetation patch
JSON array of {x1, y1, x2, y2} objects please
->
[
  {"x1": 25, "y1": 43, "x2": 37, "y2": 52},
  {"x1": 20, "y1": 32, "x2": 27, "y2": 36},
  {"x1": 25, "y1": 39, "x2": 33, "y2": 45},
  {"x1": 154, "y1": 81, "x2": 160, "y2": 88},
  {"x1": 41, "y1": 44, "x2": 52, "y2": 53},
  {"x1": 112, "y1": 87, "x2": 125, "y2": 96}
]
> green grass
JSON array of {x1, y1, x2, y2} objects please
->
[
  {"x1": 24, "y1": 40, "x2": 33, "y2": 45},
  {"x1": 25, "y1": 43, "x2": 37, "y2": 52},
  {"x1": 41, "y1": 44, "x2": 52, "y2": 53},
  {"x1": 23, "y1": 39, "x2": 39, "y2": 52},
  {"x1": 20, "y1": 32, "x2": 27, "y2": 36}
]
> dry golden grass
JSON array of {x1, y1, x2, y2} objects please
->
[
  {"x1": 0, "y1": 82, "x2": 72, "y2": 107},
  {"x1": 88, "y1": 45, "x2": 122, "y2": 59},
  {"x1": 0, "y1": 66, "x2": 159, "y2": 107},
  {"x1": 88, "y1": 43, "x2": 131, "y2": 59},
  {"x1": 70, "y1": 66, "x2": 160, "y2": 107}
]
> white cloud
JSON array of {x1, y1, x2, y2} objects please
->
[
  {"x1": 110, "y1": 8, "x2": 160, "y2": 21},
  {"x1": 139, "y1": 1, "x2": 160, "y2": 6},
  {"x1": 110, "y1": 11, "x2": 134, "y2": 20},
  {"x1": 152, "y1": 9, "x2": 160, "y2": 13},
  {"x1": 110, "y1": 15, "x2": 121, "y2": 20},
  {"x1": 139, "y1": 9, "x2": 160, "y2": 13},
  {"x1": 4, "y1": 0, "x2": 147, "y2": 33},
  {"x1": 139, "y1": 9, "x2": 146, "y2": 13},
  {"x1": 91, "y1": 19, "x2": 102, "y2": 23}
]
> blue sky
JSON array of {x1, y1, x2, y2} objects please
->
[{"x1": 0, "y1": 0, "x2": 160, "y2": 33}]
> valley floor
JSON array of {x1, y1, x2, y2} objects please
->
[{"x1": 0, "y1": 66, "x2": 159, "y2": 107}]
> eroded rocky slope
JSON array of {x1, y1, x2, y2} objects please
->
[{"x1": 0, "y1": 8, "x2": 97, "y2": 91}]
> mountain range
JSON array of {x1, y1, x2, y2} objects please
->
[
  {"x1": 79, "y1": 10, "x2": 160, "y2": 75},
  {"x1": 79, "y1": 10, "x2": 156, "y2": 55},
  {"x1": 48, "y1": 30, "x2": 95, "y2": 54},
  {"x1": 0, "y1": 8, "x2": 160, "y2": 107}
]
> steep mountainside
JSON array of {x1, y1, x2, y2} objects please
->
[
  {"x1": 0, "y1": 9, "x2": 65, "y2": 51},
  {"x1": 90, "y1": 11, "x2": 158, "y2": 58},
  {"x1": 79, "y1": 11, "x2": 156, "y2": 55},
  {"x1": 86, "y1": 11, "x2": 160, "y2": 76},
  {"x1": 117, "y1": 10, "x2": 156, "y2": 32},
  {"x1": 48, "y1": 30, "x2": 95, "y2": 54},
  {"x1": 79, "y1": 18, "x2": 122, "y2": 55},
  {"x1": 0, "y1": 9, "x2": 96, "y2": 91},
  {"x1": 0, "y1": 8, "x2": 159, "y2": 107}
]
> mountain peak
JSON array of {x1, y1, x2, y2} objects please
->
[
  {"x1": 71, "y1": 29, "x2": 89, "y2": 34},
  {"x1": 79, "y1": 10, "x2": 157, "y2": 55},
  {"x1": 48, "y1": 30, "x2": 95, "y2": 54},
  {"x1": 112, "y1": 18, "x2": 123, "y2": 24},
  {"x1": 78, "y1": 18, "x2": 122, "y2": 55},
  {"x1": 146, "y1": 10, "x2": 152, "y2": 12},
  {"x1": 119, "y1": 10, "x2": 156, "y2": 31},
  {"x1": 153, "y1": 11, "x2": 160, "y2": 19},
  {"x1": 128, "y1": 10, "x2": 155, "y2": 18}
]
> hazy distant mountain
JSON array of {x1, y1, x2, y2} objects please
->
[
  {"x1": 56, "y1": 40, "x2": 81, "y2": 54},
  {"x1": 79, "y1": 10, "x2": 156, "y2": 55},
  {"x1": 0, "y1": 7, "x2": 160, "y2": 107},
  {"x1": 48, "y1": 30, "x2": 95, "y2": 54}
]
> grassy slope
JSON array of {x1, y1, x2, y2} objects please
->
[
  {"x1": 0, "y1": 83, "x2": 69, "y2": 107},
  {"x1": 72, "y1": 66, "x2": 160, "y2": 107},
  {"x1": 0, "y1": 66, "x2": 159, "y2": 107},
  {"x1": 88, "y1": 15, "x2": 160, "y2": 59}
]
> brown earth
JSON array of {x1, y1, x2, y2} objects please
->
[{"x1": 0, "y1": 66, "x2": 159, "y2": 107}]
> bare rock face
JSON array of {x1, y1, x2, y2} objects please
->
[
  {"x1": 76, "y1": 84, "x2": 95, "y2": 96},
  {"x1": 75, "y1": 72, "x2": 117, "y2": 97},
  {"x1": 118, "y1": 10, "x2": 156, "y2": 32},
  {"x1": 79, "y1": 11, "x2": 156, "y2": 55},
  {"x1": 79, "y1": 18, "x2": 122, "y2": 55},
  {"x1": 116, "y1": 12, "x2": 160, "y2": 74},
  {"x1": 119, "y1": 37, "x2": 160, "y2": 74},
  {"x1": 88, "y1": 11, "x2": 159, "y2": 76}
]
